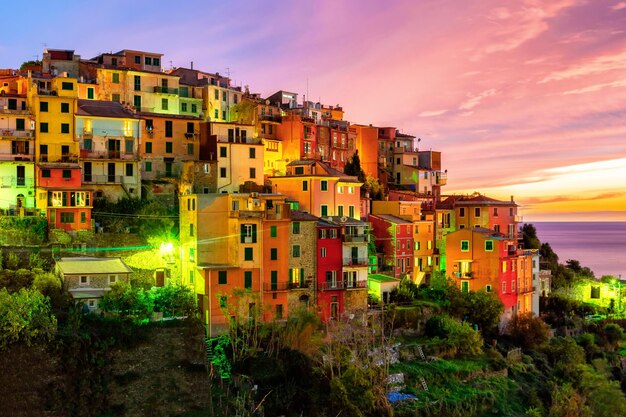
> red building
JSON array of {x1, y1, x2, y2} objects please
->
[
  {"x1": 369, "y1": 214, "x2": 414, "y2": 277},
  {"x1": 316, "y1": 218, "x2": 344, "y2": 321},
  {"x1": 37, "y1": 163, "x2": 92, "y2": 231}
]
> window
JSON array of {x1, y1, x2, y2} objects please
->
[
  {"x1": 241, "y1": 224, "x2": 257, "y2": 243},
  {"x1": 295, "y1": 166, "x2": 304, "y2": 175},
  {"x1": 87, "y1": 88, "x2": 94, "y2": 100},
  {"x1": 109, "y1": 275, "x2": 117, "y2": 284},
  {"x1": 329, "y1": 229, "x2": 337, "y2": 238},
  {"x1": 249, "y1": 168, "x2": 256, "y2": 179},
  {"x1": 270, "y1": 248, "x2": 278, "y2": 260},
  {"x1": 40, "y1": 101, "x2": 48, "y2": 112},
  {"x1": 153, "y1": 58, "x2": 160, "y2": 66},
  {"x1": 134, "y1": 75, "x2": 141, "y2": 91},
  {"x1": 62, "y1": 169, "x2": 72, "y2": 179},
  {"x1": 165, "y1": 121, "x2": 173, "y2": 137},
  {"x1": 61, "y1": 102, "x2": 70, "y2": 113},
  {"x1": 134, "y1": 55, "x2": 141, "y2": 64},
  {"x1": 461, "y1": 281, "x2": 469, "y2": 293},
  {"x1": 270, "y1": 226, "x2": 277, "y2": 237},
  {"x1": 291, "y1": 222, "x2": 300, "y2": 234},
  {"x1": 502, "y1": 261, "x2": 507, "y2": 272},
  {"x1": 181, "y1": 102, "x2": 187, "y2": 112},
  {"x1": 189, "y1": 223, "x2": 194, "y2": 237},
  {"x1": 187, "y1": 143, "x2": 194, "y2": 155},
  {"x1": 220, "y1": 147, "x2": 227, "y2": 157},
  {"x1": 349, "y1": 206, "x2": 355, "y2": 218},
  {"x1": 112, "y1": 93, "x2": 120, "y2": 103},
  {"x1": 474, "y1": 207, "x2": 480, "y2": 217},
  {"x1": 320, "y1": 180, "x2": 328, "y2": 191},
  {"x1": 125, "y1": 163, "x2": 133, "y2": 177},
  {"x1": 486, "y1": 284, "x2": 492, "y2": 292},
  {"x1": 459, "y1": 207, "x2": 465, "y2": 217},
  {"x1": 275, "y1": 304, "x2": 283, "y2": 319},
  {"x1": 485, "y1": 240, "x2": 494, "y2": 251},
  {"x1": 493, "y1": 208, "x2": 498, "y2": 217},
  {"x1": 191, "y1": 104, "x2": 197, "y2": 113},
  {"x1": 80, "y1": 276, "x2": 89, "y2": 285},
  {"x1": 145, "y1": 142, "x2": 152, "y2": 153},
  {"x1": 42, "y1": 169, "x2": 51, "y2": 178},
  {"x1": 337, "y1": 206, "x2": 344, "y2": 217},
  {"x1": 145, "y1": 161, "x2": 152, "y2": 172},
  {"x1": 145, "y1": 56, "x2": 152, "y2": 65},
  {"x1": 80, "y1": 212, "x2": 87, "y2": 223},
  {"x1": 133, "y1": 95, "x2": 141, "y2": 110},
  {"x1": 222, "y1": 110, "x2": 226, "y2": 120},
  {"x1": 509, "y1": 208, "x2": 514, "y2": 216},
  {"x1": 61, "y1": 82, "x2": 73, "y2": 90},
  {"x1": 214, "y1": 109, "x2": 218, "y2": 119},
  {"x1": 161, "y1": 98, "x2": 168, "y2": 110},
  {"x1": 15, "y1": 118, "x2": 25, "y2": 131},
  {"x1": 249, "y1": 148, "x2": 256, "y2": 159},
  {"x1": 511, "y1": 280, "x2": 516, "y2": 292},
  {"x1": 590, "y1": 286, "x2": 600, "y2": 299},
  {"x1": 244, "y1": 271, "x2": 252, "y2": 289},
  {"x1": 222, "y1": 91, "x2": 227, "y2": 101},
  {"x1": 189, "y1": 270, "x2": 194, "y2": 284},
  {"x1": 165, "y1": 142, "x2": 173, "y2": 153},
  {"x1": 461, "y1": 240, "x2": 469, "y2": 252},
  {"x1": 218, "y1": 271, "x2": 227, "y2": 284},
  {"x1": 244, "y1": 247, "x2": 253, "y2": 261},
  {"x1": 502, "y1": 282, "x2": 507, "y2": 293},
  {"x1": 321, "y1": 205, "x2": 328, "y2": 217},
  {"x1": 40, "y1": 122, "x2": 48, "y2": 133},
  {"x1": 292, "y1": 245, "x2": 301, "y2": 258},
  {"x1": 61, "y1": 123, "x2": 70, "y2": 134},
  {"x1": 302, "y1": 180, "x2": 308, "y2": 191},
  {"x1": 220, "y1": 167, "x2": 227, "y2": 178},
  {"x1": 321, "y1": 247, "x2": 327, "y2": 257},
  {"x1": 60, "y1": 212, "x2": 74, "y2": 223},
  {"x1": 112, "y1": 73, "x2": 119, "y2": 83}
]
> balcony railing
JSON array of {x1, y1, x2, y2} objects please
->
[
  {"x1": 1, "y1": 129, "x2": 35, "y2": 139},
  {"x1": 0, "y1": 108, "x2": 32, "y2": 116},
  {"x1": 288, "y1": 281, "x2": 312, "y2": 290},
  {"x1": 229, "y1": 209, "x2": 264, "y2": 219},
  {"x1": 263, "y1": 281, "x2": 290, "y2": 291},
  {"x1": 83, "y1": 174, "x2": 128, "y2": 184},
  {"x1": 80, "y1": 149, "x2": 138, "y2": 160},
  {"x1": 454, "y1": 272, "x2": 473, "y2": 278},
  {"x1": 343, "y1": 234, "x2": 368, "y2": 243},
  {"x1": 346, "y1": 280, "x2": 368, "y2": 289},
  {"x1": 0, "y1": 152, "x2": 34, "y2": 161},
  {"x1": 318, "y1": 281, "x2": 344, "y2": 291},
  {"x1": 343, "y1": 257, "x2": 369, "y2": 267},
  {"x1": 0, "y1": 176, "x2": 34, "y2": 188},
  {"x1": 153, "y1": 86, "x2": 179, "y2": 95}
]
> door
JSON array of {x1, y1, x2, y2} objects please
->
[
  {"x1": 155, "y1": 270, "x2": 165, "y2": 287},
  {"x1": 40, "y1": 144, "x2": 48, "y2": 162},
  {"x1": 84, "y1": 162, "x2": 92, "y2": 182},
  {"x1": 351, "y1": 246, "x2": 359, "y2": 265},
  {"x1": 107, "y1": 163, "x2": 115, "y2": 182},
  {"x1": 108, "y1": 139, "x2": 120, "y2": 159},
  {"x1": 16, "y1": 166, "x2": 25, "y2": 186}
]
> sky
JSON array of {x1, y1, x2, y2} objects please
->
[{"x1": 2, "y1": 0, "x2": 626, "y2": 221}]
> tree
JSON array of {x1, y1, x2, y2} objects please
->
[
  {"x1": 466, "y1": 290, "x2": 504, "y2": 337},
  {"x1": 0, "y1": 288, "x2": 57, "y2": 349},
  {"x1": 507, "y1": 313, "x2": 550, "y2": 350},
  {"x1": 19, "y1": 60, "x2": 41, "y2": 71},
  {"x1": 364, "y1": 175, "x2": 384, "y2": 200},
  {"x1": 151, "y1": 284, "x2": 196, "y2": 318},
  {"x1": 540, "y1": 242, "x2": 559, "y2": 271},
  {"x1": 521, "y1": 223, "x2": 541, "y2": 249},
  {"x1": 99, "y1": 282, "x2": 153, "y2": 320},
  {"x1": 344, "y1": 150, "x2": 366, "y2": 182}
]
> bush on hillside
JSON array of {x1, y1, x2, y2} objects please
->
[
  {"x1": 425, "y1": 314, "x2": 483, "y2": 358},
  {"x1": 507, "y1": 313, "x2": 550, "y2": 350},
  {"x1": 0, "y1": 287, "x2": 57, "y2": 349}
]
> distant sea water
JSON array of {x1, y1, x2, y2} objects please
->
[{"x1": 533, "y1": 222, "x2": 626, "y2": 279}]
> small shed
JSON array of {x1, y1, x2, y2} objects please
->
[
  {"x1": 368, "y1": 274, "x2": 400, "y2": 303},
  {"x1": 56, "y1": 257, "x2": 133, "y2": 311}
]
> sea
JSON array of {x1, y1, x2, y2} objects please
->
[{"x1": 533, "y1": 222, "x2": 626, "y2": 279}]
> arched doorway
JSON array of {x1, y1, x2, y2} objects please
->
[{"x1": 16, "y1": 194, "x2": 25, "y2": 208}]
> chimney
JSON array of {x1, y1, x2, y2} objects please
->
[
  {"x1": 191, "y1": 61, "x2": 193, "y2": 70},
  {"x1": 511, "y1": 195, "x2": 514, "y2": 202}
]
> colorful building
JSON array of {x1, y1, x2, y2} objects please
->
[
  {"x1": 287, "y1": 211, "x2": 318, "y2": 313},
  {"x1": 369, "y1": 214, "x2": 414, "y2": 278},
  {"x1": 316, "y1": 218, "x2": 344, "y2": 321}
]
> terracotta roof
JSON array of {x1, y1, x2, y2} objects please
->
[
  {"x1": 138, "y1": 111, "x2": 201, "y2": 120},
  {"x1": 76, "y1": 100, "x2": 138, "y2": 119},
  {"x1": 290, "y1": 210, "x2": 319, "y2": 221},
  {"x1": 369, "y1": 213, "x2": 412, "y2": 224},
  {"x1": 324, "y1": 216, "x2": 367, "y2": 226}
]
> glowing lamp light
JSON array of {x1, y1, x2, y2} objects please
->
[{"x1": 160, "y1": 242, "x2": 174, "y2": 256}]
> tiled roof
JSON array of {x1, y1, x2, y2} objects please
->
[
  {"x1": 369, "y1": 213, "x2": 412, "y2": 224},
  {"x1": 56, "y1": 257, "x2": 133, "y2": 275},
  {"x1": 290, "y1": 210, "x2": 319, "y2": 221},
  {"x1": 76, "y1": 100, "x2": 137, "y2": 119}
]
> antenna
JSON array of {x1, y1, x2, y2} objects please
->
[{"x1": 226, "y1": 67, "x2": 230, "y2": 79}]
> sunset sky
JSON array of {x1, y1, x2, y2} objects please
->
[{"x1": 2, "y1": 0, "x2": 626, "y2": 221}]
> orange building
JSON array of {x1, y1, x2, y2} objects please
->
[{"x1": 351, "y1": 124, "x2": 379, "y2": 179}]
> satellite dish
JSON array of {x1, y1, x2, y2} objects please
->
[
  {"x1": 341, "y1": 216, "x2": 347, "y2": 222},
  {"x1": 265, "y1": 99, "x2": 270, "y2": 105}
]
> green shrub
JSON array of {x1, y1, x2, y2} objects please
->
[
  {"x1": 507, "y1": 313, "x2": 550, "y2": 350},
  {"x1": 151, "y1": 284, "x2": 196, "y2": 318},
  {"x1": 426, "y1": 314, "x2": 483, "y2": 358},
  {"x1": 0, "y1": 287, "x2": 57, "y2": 349},
  {"x1": 5, "y1": 252, "x2": 20, "y2": 270}
]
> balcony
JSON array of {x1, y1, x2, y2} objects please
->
[
  {"x1": 0, "y1": 207, "x2": 40, "y2": 217},
  {"x1": 79, "y1": 149, "x2": 138, "y2": 160},
  {"x1": 288, "y1": 280, "x2": 312, "y2": 290},
  {"x1": 343, "y1": 257, "x2": 369, "y2": 267},
  {"x1": 260, "y1": 115, "x2": 282, "y2": 123},
  {"x1": 319, "y1": 281, "x2": 344, "y2": 291},
  {"x1": 346, "y1": 280, "x2": 368, "y2": 289},
  {"x1": 229, "y1": 209, "x2": 264, "y2": 219},
  {"x1": 153, "y1": 86, "x2": 179, "y2": 95},
  {"x1": 263, "y1": 281, "x2": 290, "y2": 292},
  {"x1": 343, "y1": 234, "x2": 368, "y2": 243},
  {"x1": 83, "y1": 174, "x2": 126, "y2": 184},
  {"x1": 394, "y1": 146, "x2": 419, "y2": 154},
  {"x1": 1, "y1": 129, "x2": 34, "y2": 139},
  {"x1": 184, "y1": 132, "x2": 197, "y2": 140},
  {"x1": 0, "y1": 108, "x2": 31, "y2": 116},
  {"x1": 0, "y1": 152, "x2": 34, "y2": 162},
  {"x1": 0, "y1": 176, "x2": 34, "y2": 188},
  {"x1": 454, "y1": 272, "x2": 473, "y2": 279},
  {"x1": 435, "y1": 172, "x2": 447, "y2": 185}
]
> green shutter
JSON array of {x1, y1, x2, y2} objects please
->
[
  {"x1": 244, "y1": 271, "x2": 252, "y2": 289},
  {"x1": 300, "y1": 269, "x2": 304, "y2": 287},
  {"x1": 251, "y1": 224, "x2": 257, "y2": 243},
  {"x1": 288, "y1": 269, "x2": 293, "y2": 284},
  {"x1": 271, "y1": 271, "x2": 278, "y2": 290},
  {"x1": 240, "y1": 224, "x2": 245, "y2": 243}
]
